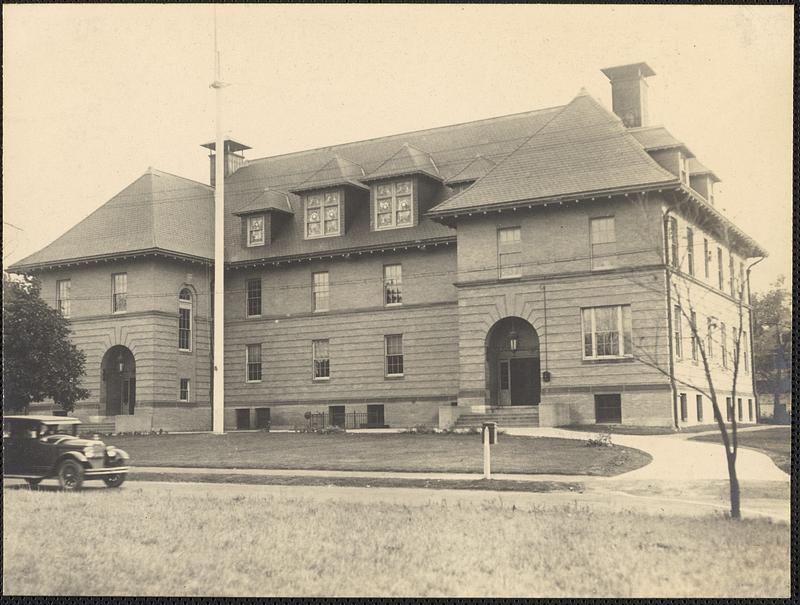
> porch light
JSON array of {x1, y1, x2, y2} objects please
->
[
  {"x1": 509, "y1": 330, "x2": 518, "y2": 352},
  {"x1": 117, "y1": 355, "x2": 125, "y2": 373}
]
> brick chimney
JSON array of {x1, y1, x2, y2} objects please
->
[
  {"x1": 600, "y1": 62, "x2": 656, "y2": 128},
  {"x1": 201, "y1": 138, "x2": 251, "y2": 186}
]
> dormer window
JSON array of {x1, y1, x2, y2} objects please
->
[
  {"x1": 247, "y1": 215, "x2": 265, "y2": 247},
  {"x1": 375, "y1": 180, "x2": 413, "y2": 230},
  {"x1": 305, "y1": 190, "x2": 342, "y2": 238}
]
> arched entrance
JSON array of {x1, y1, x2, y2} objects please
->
[
  {"x1": 486, "y1": 317, "x2": 540, "y2": 406},
  {"x1": 100, "y1": 346, "x2": 136, "y2": 416}
]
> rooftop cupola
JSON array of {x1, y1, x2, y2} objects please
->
[
  {"x1": 201, "y1": 138, "x2": 251, "y2": 186},
  {"x1": 600, "y1": 62, "x2": 656, "y2": 128}
]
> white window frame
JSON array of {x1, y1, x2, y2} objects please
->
[
  {"x1": 497, "y1": 226, "x2": 522, "y2": 279},
  {"x1": 581, "y1": 305, "x2": 633, "y2": 360},
  {"x1": 383, "y1": 264, "x2": 403, "y2": 306},
  {"x1": 179, "y1": 378, "x2": 190, "y2": 402},
  {"x1": 312, "y1": 339, "x2": 330, "y2": 381},
  {"x1": 312, "y1": 272, "x2": 329, "y2": 312},
  {"x1": 384, "y1": 334, "x2": 404, "y2": 377},
  {"x1": 246, "y1": 278, "x2": 262, "y2": 318},
  {"x1": 56, "y1": 279, "x2": 71, "y2": 318},
  {"x1": 305, "y1": 190, "x2": 343, "y2": 239},
  {"x1": 178, "y1": 288, "x2": 192, "y2": 352},
  {"x1": 112, "y1": 273, "x2": 127, "y2": 314},
  {"x1": 247, "y1": 215, "x2": 266, "y2": 247},
  {"x1": 246, "y1": 344, "x2": 263, "y2": 383},
  {"x1": 374, "y1": 180, "x2": 414, "y2": 231}
]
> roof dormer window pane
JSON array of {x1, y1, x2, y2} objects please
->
[
  {"x1": 306, "y1": 190, "x2": 341, "y2": 239},
  {"x1": 375, "y1": 180, "x2": 414, "y2": 230},
  {"x1": 247, "y1": 215, "x2": 265, "y2": 247}
]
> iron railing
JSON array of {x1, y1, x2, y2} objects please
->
[{"x1": 306, "y1": 411, "x2": 386, "y2": 430}]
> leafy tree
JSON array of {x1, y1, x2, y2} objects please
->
[
  {"x1": 2, "y1": 272, "x2": 89, "y2": 413},
  {"x1": 751, "y1": 276, "x2": 791, "y2": 415}
]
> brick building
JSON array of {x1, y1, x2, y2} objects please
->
[{"x1": 9, "y1": 62, "x2": 766, "y2": 432}]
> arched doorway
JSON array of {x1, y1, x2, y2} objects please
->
[
  {"x1": 100, "y1": 346, "x2": 136, "y2": 416},
  {"x1": 486, "y1": 317, "x2": 540, "y2": 406}
]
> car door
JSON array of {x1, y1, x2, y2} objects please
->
[{"x1": 3, "y1": 425, "x2": 23, "y2": 474}]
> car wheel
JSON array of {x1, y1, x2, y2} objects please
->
[
  {"x1": 102, "y1": 474, "x2": 126, "y2": 488},
  {"x1": 25, "y1": 478, "x2": 42, "y2": 487},
  {"x1": 57, "y1": 459, "x2": 84, "y2": 491}
]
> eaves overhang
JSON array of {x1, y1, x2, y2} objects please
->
[{"x1": 7, "y1": 247, "x2": 213, "y2": 274}]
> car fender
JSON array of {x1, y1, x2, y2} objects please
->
[{"x1": 55, "y1": 451, "x2": 91, "y2": 471}]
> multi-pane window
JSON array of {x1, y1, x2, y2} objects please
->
[
  {"x1": 717, "y1": 247, "x2": 724, "y2": 290},
  {"x1": 686, "y1": 228, "x2": 694, "y2": 276},
  {"x1": 178, "y1": 288, "x2": 192, "y2": 351},
  {"x1": 680, "y1": 393, "x2": 688, "y2": 422},
  {"x1": 581, "y1": 305, "x2": 632, "y2": 359},
  {"x1": 696, "y1": 394, "x2": 704, "y2": 422},
  {"x1": 497, "y1": 227, "x2": 522, "y2": 278},
  {"x1": 246, "y1": 279, "x2": 262, "y2": 317},
  {"x1": 247, "y1": 215, "x2": 265, "y2": 247},
  {"x1": 312, "y1": 339, "x2": 330, "y2": 380},
  {"x1": 305, "y1": 190, "x2": 342, "y2": 238},
  {"x1": 720, "y1": 322, "x2": 728, "y2": 369},
  {"x1": 179, "y1": 378, "x2": 190, "y2": 402},
  {"x1": 706, "y1": 318, "x2": 714, "y2": 359},
  {"x1": 385, "y1": 334, "x2": 404, "y2": 376},
  {"x1": 312, "y1": 272, "x2": 329, "y2": 312},
  {"x1": 703, "y1": 238, "x2": 710, "y2": 278},
  {"x1": 590, "y1": 216, "x2": 616, "y2": 270},
  {"x1": 383, "y1": 264, "x2": 403, "y2": 305},
  {"x1": 690, "y1": 310, "x2": 698, "y2": 361},
  {"x1": 112, "y1": 273, "x2": 127, "y2": 313},
  {"x1": 728, "y1": 254, "x2": 735, "y2": 297},
  {"x1": 375, "y1": 180, "x2": 413, "y2": 230},
  {"x1": 742, "y1": 331, "x2": 749, "y2": 373},
  {"x1": 246, "y1": 344, "x2": 262, "y2": 382},
  {"x1": 667, "y1": 217, "x2": 679, "y2": 268},
  {"x1": 56, "y1": 279, "x2": 71, "y2": 318},
  {"x1": 673, "y1": 305, "x2": 683, "y2": 358}
]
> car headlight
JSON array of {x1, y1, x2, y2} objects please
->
[
  {"x1": 83, "y1": 445, "x2": 103, "y2": 458},
  {"x1": 106, "y1": 446, "x2": 117, "y2": 457}
]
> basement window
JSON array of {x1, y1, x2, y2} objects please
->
[{"x1": 595, "y1": 394, "x2": 621, "y2": 424}]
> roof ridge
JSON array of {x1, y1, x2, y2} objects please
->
[
  {"x1": 244, "y1": 105, "x2": 565, "y2": 165},
  {"x1": 147, "y1": 167, "x2": 214, "y2": 191}
]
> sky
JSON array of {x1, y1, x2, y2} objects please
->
[{"x1": 3, "y1": 4, "x2": 793, "y2": 293}]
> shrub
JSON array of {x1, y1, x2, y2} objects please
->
[{"x1": 586, "y1": 433, "x2": 613, "y2": 447}]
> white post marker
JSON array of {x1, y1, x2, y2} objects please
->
[{"x1": 483, "y1": 425, "x2": 491, "y2": 479}]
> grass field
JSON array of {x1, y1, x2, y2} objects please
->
[
  {"x1": 691, "y1": 427, "x2": 791, "y2": 474},
  {"x1": 3, "y1": 487, "x2": 789, "y2": 597},
  {"x1": 108, "y1": 432, "x2": 651, "y2": 476},
  {"x1": 564, "y1": 423, "x2": 759, "y2": 436}
]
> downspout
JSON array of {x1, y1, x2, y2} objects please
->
[
  {"x1": 662, "y1": 207, "x2": 679, "y2": 429},
  {"x1": 745, "y1": 256, "x2": 765, "y2": 422}
]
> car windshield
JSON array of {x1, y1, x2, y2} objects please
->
[{"x1": 39, "y1": 424, "x2": 79, "y2": 437}]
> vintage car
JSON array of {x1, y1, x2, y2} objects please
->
[{"x1": 3, "y1": 415, "x2": 130, "y2": 490}]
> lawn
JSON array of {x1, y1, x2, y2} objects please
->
[
  {"x1": 563, "y1": 423, "x2": 759, "y2": 436},
  {"x1": 690, "y1": 427, "x2": 791, "y2": 474},
  {"x1": 108, "y1": 432, "x2": 651, "y2": 476},
  {"x1": 3, "y1": 487, "x2": 790, "y2": 597}
]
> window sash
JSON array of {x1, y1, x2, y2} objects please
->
[
  {"x1": 703, "y1": 239, "x2": 710, "y2": 278},
  {"x1": 375, "y1": 181, "x2": 413, "y2": 230},
  {"x1": 673, "y1": 305, "x2": 683, "y2": 358},
  {"x1": 248, "y1": 216, "x2": 265, "y2": 246},
  {"x1": 717, "y1": 248, "x2": 724, "y2": 290},
  {"x1": 312, "y1": 340, "x2": 330, "y2": 379},
  {"x1": 690, "y1": 311, "x2": 698, "y2": 361},
  {"x1": 720, "y1": 323, "x2": 728, "y2": 368},
  {"x1": 385, "y1": 335, "x2": 404, "y2": 376},
  {"x1": 590, "y1": 217, "x2": 615, "y2": 245},
  {"x1": 178, "y1": 308, "x2": 192, "y2": 351},
  {"x1": 668, "y1": 218, "x2": 679, "y2": 268},
  {"x1": 498, "y1": 227, "x2": 522, "y2": 278},
  {"x1": 729, "y1": 254, "x2": 735, "y2": 297},
  {"x1": 312, "y1": 272, "x2": 329, "y2": 312},
  {"x1": 306, "y1": 190, "x2": 342, "y2": 238},
  {"x1": 686, "y1": 228, "x2": 694, "y2": 276},
  {"x1": 581, "y1": 305, "x2": 632, "y2": 359},
  {"x1": 112, "y1": 273, "x2": 127, "y2": 313},
  {"x1": 246, "y1": 279, "x2": 262, "y2": 317},
  {"x1": 179, "y1": 379, "x2": 190, "y2": 402},
  {"x1": 696, "y1": 395, "x2": 704, "y2": 422},
  {"x1": 246, "y1": 344, "x2": 263, "y2": 382},
  {"x1": 383, "y1": 264, "x2": 403, "y2": 305},
  {"x1": 56, "y1": 280, "x2": 71, "y2": 317}
]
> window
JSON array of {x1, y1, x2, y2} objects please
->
[
  {"x1": 673, "y1": 305, "x2": 683, "y2": 359},
  {"x1": 312, "y1": 339, "x2": 330, "y2": 380},
  {"x1": 742, "y1": 331, "x2": 749, "y2": 373},
  {"x1": 375, "y1": 180, "x2": 413, "y2": 230},
  {"x1": 56, "y1": 279, "x2": 71, "y2": 317},
  {"x1": 255, "y1": 408, "x2": 271, "y2": 429},
  {"x1": 595, "y1": 394, "x2": 622, "y2": 424},
  {"x1": 367, "y1": 404, "x2": 385, "y2": 428},
  {"x1": 667, "y1": 217, "x2": 679, "y2": 269},
  {"x1": 312, "y1": 272, "x2": 329, "y2": 312},
  {"x1": 246, "y1": 344, "x2": 262, "y2": 382},
  {"x1": 737, "y1": 398, "x2": 743, "y2": 421},
  {"x1": 179, "y1": 379, "x2": 190, "y2": 402},
  {"x1": 246, "y1": 279, "x2": 262, "y2": 317},
  {"x1": 329, "y1": 405, "x2": 346, "y2": 428},
  {"x1": 178, "y1": 288, "x2": 192, "y2": 351},
  {"x1": 739, "y1": 262, "x2": 745, "y2": 299},
  {"x1": 748, "y1": 399, "x2": 753, "y2": 421},
  {"x1": 590, "y1": 216, "x2": 616, "y2": 270},
  {"x1": 112, "y1": 273, "x2": 127, "y2": 313},
  {"x1": 720, "y1": 323, "x2": 727, "y2": 369},
  {"x1": 305, "y1": 190, "x2": 342, "y2": 238},
  {"x1": 706, "y1": 318, "x2": 714, "y2": 358},
  {"x1": 581, "y1": 305, "x2": 632, "y2": 359},
  {"x1": 247, "y1": 215, "x2": 265, "y2": 247},
  {"x1": 236, "y1": 409, "x2": 251, "y2": 430},
  {"x1": 725, "y1": 397, "x2": 732, "y2": 422},
  {"x1": 690, "y1": 310, "x2": 698, "y2": 361},
  {"x1": 497, "y1": 227, "x2": 522, "y2": 278},
  {"x1": 703, "y1": 238, "x2": 710, "y2": 278},
  {"x1": 717, "y1": 247, "x2": 724, "y2": 290},
  {"x1": 696, "y1": 394, "x2": 704, "y2": 422},
  {"x1": 680, "y1": 393, "x2": 688, "y2": 422},
  {"x1": 686, "y1": 228, "x2": 694, "y2": 276},
  {"x1": 385, "y1": 334, "x2": 404, "y2": 376},
  {"x1": 728, "y1": 253, "x2": 735, "y2": 297},
  {"x1": 384, "y1": 264, "x2": 403, "y2": 305}
]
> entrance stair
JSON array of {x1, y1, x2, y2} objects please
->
[{"x1": 453, "y1": 406, "x2": 539, "y2": 429}]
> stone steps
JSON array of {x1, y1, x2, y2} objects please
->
[{"x1": 454, "y1": 408, "x2": 539, "y2": 428}]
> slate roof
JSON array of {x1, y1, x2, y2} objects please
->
[
  {"x1": 629, "y1": 125, "x2": 695, "y2": 157},
  {"x1": 445, "y1": 155, "x2": 497, "y2": 185},
  {"x1": 10, "y1": 169, "x2": 214, "y2": 270},
  {"x1": 362, "y1": 143, "x2": 441, "y2": 182},
  {"x1": 428, "y1": 93, "x2": 680, "y2": 215},
  {"x1": 290, "y1": 155, "x2": 368, "y2": 193},
  {"x1": 688, "y1": 158, "x2": 720, "y2": 182},
  {"x1": 233, "y1": 189, "x2": 295, "y2": 216}
]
